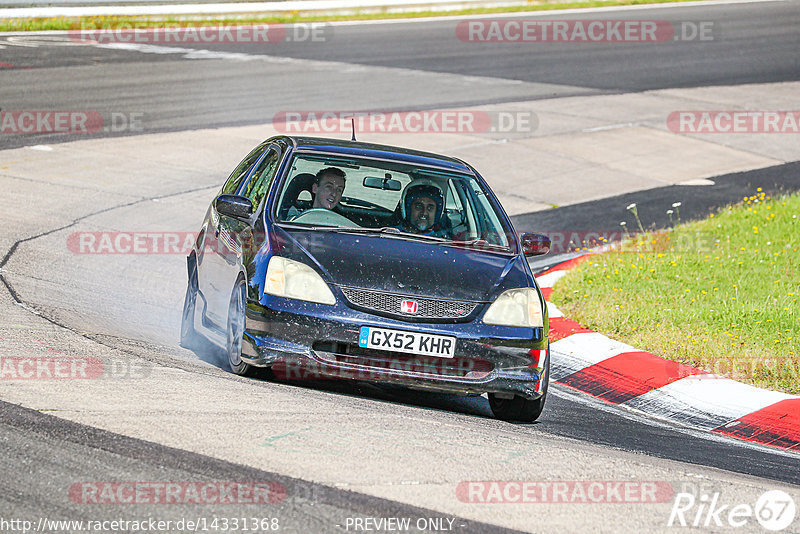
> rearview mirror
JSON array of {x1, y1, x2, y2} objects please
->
[
  {"x1": 520, "y1": 233, "x2": 550, "y2": 256},
  {"x1": 215, "y1": 194, "x2": 253, "y2": 220},
  {"x1": 363, "y1": 176, "x2": 402, "y2": 191}
]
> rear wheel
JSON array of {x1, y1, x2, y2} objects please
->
[
  {"x1": 227, "y1": 278, "x2": 257, "y2": 376},
  {"x1": 489, "y1": 352, "x2": 549, "y2": 422}
]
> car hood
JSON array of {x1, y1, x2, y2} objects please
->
[{"x1": 275, "y1": 228, "x2": 527, "y2": 302}]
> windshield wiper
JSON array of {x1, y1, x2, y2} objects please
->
[
  {"x1": 450, "y1": 238, "x2": 488, "y2": 246},
  {"x1": 275, "y1": 222, "x2": 325, "y2": 230},
  {"x1": 448, "y1": 238, "x2": 510, "y2": 252},
  {"x1": 320, "y1": 227, "x2": 447, "y2": 242},
  {"x1": 322, "y1": 226, "x2": 402, "y2": 235},
  {"x1": 276, "y1": 223, "x2": 399, "y2": 234}
]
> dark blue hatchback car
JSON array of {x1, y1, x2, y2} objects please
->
[{"x1": 181, "y1": 135, "x2": 551, "y2": 421}]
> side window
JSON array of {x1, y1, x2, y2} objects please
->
[
  {"x1": 466, "y1": 180, "x2": 509, "y2": 247},
  {"x1": 242, "y1": 148, "x2": 281, "y2": 210},
  {"x1": 446, "y1": 180, "x2": 468, "y2": 231},
  {"x1": 221, "y1": 144, "x2": 267, "y2": 195}
]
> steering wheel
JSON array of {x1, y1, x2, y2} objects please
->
[{"x1": 291, "y1": 209, "x2": 358, "y2": 227}]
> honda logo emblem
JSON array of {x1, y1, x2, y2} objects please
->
[{"x1": 400, "y1": 300, "x2": 418, "y2": 314}]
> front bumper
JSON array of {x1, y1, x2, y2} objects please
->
[{"x1": 241, "y1": 297, "x2": 548, "y2": 399}]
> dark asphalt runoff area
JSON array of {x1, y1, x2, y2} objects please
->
[{"x1": 512, "y1": 161, "x2": 800, "y2": 236}]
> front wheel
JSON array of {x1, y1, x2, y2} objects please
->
[
  {"x1": 226, "y1": 279, "x2": 257, "y2": 376},
  {"x1": 489, "y1": 393, "x2": 546, "y2": 422},
  {"x1": 489, "y1": 352, "x2": 549, "y2": 422}
]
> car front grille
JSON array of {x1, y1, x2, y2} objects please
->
[{"x1": 339, "y1": 287, "x2": 479, "y2": 320}]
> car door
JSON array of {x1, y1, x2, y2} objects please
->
[
  {"x1": 198, "y1": 142, "x2": 268, "y2": 328},
  {"x1": 204, "y1": 144, "x2": 283, "y2": 327},
  {"x1": 239, "y1": 146, "x2": 285, "y2": 303}
]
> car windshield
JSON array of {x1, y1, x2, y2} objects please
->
[{"x1": 273, "y1": 153, "x2": 513, "y2": 250}]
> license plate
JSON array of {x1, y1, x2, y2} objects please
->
[{"x1": 358, "y1": 327, "x2": 456, "y2": 359}]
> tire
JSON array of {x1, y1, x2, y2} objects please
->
[
  {"x1": 489, "y1": 352, "x2": 549, "y2": 422},
  {"x1": 226, "y1": 278, "x2": 257, "y2": 376},
  {"x1": 179, "y1": 265, "x2": 204, "y2": 350}
]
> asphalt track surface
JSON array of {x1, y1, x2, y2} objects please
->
[
  {"x1": 1, "y1": 1, "x2": 800, "y2": 532},
  {"x1": 0, "y1": 401, "x2": 517, "y2": 533},
  {"x1": 2, "y1": 157, "x2": 799, "y2": 486},
  {"x1": 1, "y1": 1, "x2": 800, "y2": 149}
]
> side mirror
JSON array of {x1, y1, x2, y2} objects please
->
[
  {"x1": 215, "y1": 194, "x2": 253, "y2": 220},
  {"x1": 520, "y1": 232, "x2": 550, "y2": 256}
]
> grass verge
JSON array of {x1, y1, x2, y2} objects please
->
[
  {"x1": 550, "y1": 190, "x2": 799, "y2": 394},
  {"x1": 1, "y1": 0, "x2": 699, "y2": 33}
]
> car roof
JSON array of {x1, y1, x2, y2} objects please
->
[{"x1": 276, "y1": 136, "x2": 475, "y2": 175}]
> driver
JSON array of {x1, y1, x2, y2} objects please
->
[
  {"x1": 396, "y1": 181, "x2": 448, "y2": 238},
  {"x1": 311, "y1": 167, "x2": 346, "y2": 209},
  {"x1": 288, "y1": 167, "x2": 345, "y2": 220}
]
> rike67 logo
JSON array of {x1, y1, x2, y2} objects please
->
[{"x1": 668, "y1": 489, "x2": 796, "y2": 531}]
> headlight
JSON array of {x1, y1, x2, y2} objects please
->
[
  {"x1": 265, "y1": 256, "x2": 336, "y2": 305},
  {"x1": 482, "y1": 288, "x2": 544, "y2": 328}
]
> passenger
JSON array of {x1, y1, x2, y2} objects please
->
[{"x1": 396, "y1": 181, "x2": 449, "y2": 238}]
